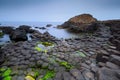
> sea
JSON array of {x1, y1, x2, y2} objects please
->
[{"x1": 0, "y1": 22, "x2": 80, "y2": 45}]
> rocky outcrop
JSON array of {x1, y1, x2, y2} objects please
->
[
  {"x1": 46, "y1": 24, "x2": 52, "y2": 27},
  {"x1": 58, "y1": 14, "x2": 99, "y2": 33},
  {"x1": 0, "y1": 23, "x2": 119, "y2": 79},
  {"x1": 18, "y1": 25, "x2": 35, "y2": 33},
  {"x1": 103, "y1": 20, "x2": 120, "y2": 51},
  {"x1": 31, "y1": 31, "x2": 56, "y2": 41},
  {"x1": 69, "y1": 14, "x2": 97, "y2": 23},
  {"x1": 0, "y1": 26, "x2": 14, "y2": 34},
  {"x1": 9, "y1": 29, "x2": 28, "y2": 42}
]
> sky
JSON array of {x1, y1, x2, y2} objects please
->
[{"x1": 0, "y1": 0, "x2": 120, "y2": 22}]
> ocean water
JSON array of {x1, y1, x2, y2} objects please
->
[{"x1": 0, "y1": 22, "x2": 80, "y2": 44}]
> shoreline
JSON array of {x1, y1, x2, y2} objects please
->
[{"x1": 0, "y1": 16, "x2": 120, "y2": 80}]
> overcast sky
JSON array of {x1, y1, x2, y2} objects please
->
[{"x1": 0, "y1": 0, "x2": 120, "y2": 22}]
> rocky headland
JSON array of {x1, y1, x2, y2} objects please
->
[
  {"x1": 57, "y1": 14, "x2": 99, "y2": 33},
  {"x1": 0, "y1": 14, "x2": 120, "y2": 80}
]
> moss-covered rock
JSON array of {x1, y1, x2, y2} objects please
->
[
  {"x1": 34, "y1": 41, "x2": 54, "y2": 53},
  {"x1": 0, "y1": 67, "x2": 12, "y2": 80},
  {"x1": 39, "y1": 71, "x2": 55, "y2": 80}
]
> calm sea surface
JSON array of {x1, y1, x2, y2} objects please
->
[{"x1": 0, "y1": 22, "x2": 81, "y2": 45}]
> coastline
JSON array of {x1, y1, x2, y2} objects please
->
[{"x1": 0, "y1": 17, "x2": 120, "y2": 80}]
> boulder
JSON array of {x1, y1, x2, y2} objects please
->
[
  {"x1": 31, "y1": 31, "x2": 56, "y2": 41},
  {"x1": 18, "y1": 25, "x2": 34, "y2": 33},
  {"x1": 9, "y1": 29, "x2": 28, "y2": 42},
  {"x1": 0, "y1": 26, "x2": 14, "y2": 34},
  {"x1": 41, "y1": 31, "x2": 56, "y2": 41},
  {"x1": 46, "y1": 24, "x2": 52, "y2": 27},
  {"x1": 58, "y1": 14, "x2": 99, "y2": 33},
  {"x1": 39, "y1": 27, "x2": 46, "y2": 29},
  {"x1": 69, "y1": 14, "x2": 97, "y2": 23}
]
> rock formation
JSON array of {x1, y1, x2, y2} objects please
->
[
  {"x1": 58, "y1": 14, "x2": 99, "y2": 32},
  {"x1": 9, "y1": 29, "x2": 28, "y2": 42}
]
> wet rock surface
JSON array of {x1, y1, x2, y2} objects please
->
[{"x1": 0, "y1": 19, "x2": 120, "y2": 80}]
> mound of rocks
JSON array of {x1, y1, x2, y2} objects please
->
[
  {"x1": 58, "y1": 14, "x2": 99, "y2": 33},
  {"x1": 31, "y1": 31, "x2": 56, "y2": 41}
]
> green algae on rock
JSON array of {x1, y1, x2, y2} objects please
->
[
  {"x1": 41, "y1": 42, "x2": 54, "y2": 47},
  {"x1": 0, "y1": 68, "x2": 12, "y2": 80},
  {"x1": 39, "y1": 71, "x2": 55, "y2": 80},
  {"x1": 27, "y1": 69, "x2": 39, "y2": 78},
  {"x1": 58, "y1": 61, "x2": 74, "y2": 70},
  {"x1": 25, "y1": 75, "x2": 35, "y2": 80}
]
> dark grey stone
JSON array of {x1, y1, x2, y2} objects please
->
[
  {"x1": 54, "y1": 72, "x2": 63, "y2": 80},
  {"x1": 97, "y1": 67, "x2": 120, "y2": 80},
  {"x1": 81, "y1": 63, "x2": 90, "y2": 69},
  {"x1": 17, "y1": 75, "x2": 25, "y2": 80},
  {"x1": 110, "y1": 55, "x2": 120, "y2": 66},
  {"x1": 106, "y1": 62, "x2": 119, "y2": 69},
  {"x1": 82, "y1": 71, "x2": 95, "y2": 80},
  {"x1": 70, "y1": 68, "x2": 85, "y2": 80},
  {"x1": 42, "y1": 62, "x2": 49, "y2": 68},
  {"x1": 63, "y1": 72, "x2": 76, "y2": 80}
]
